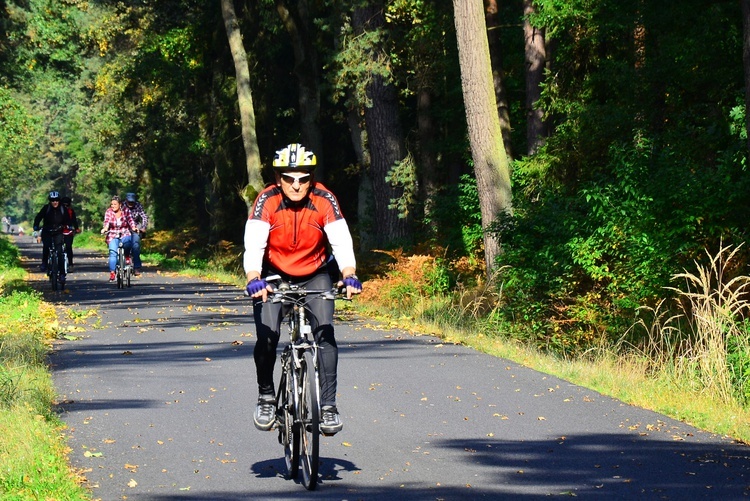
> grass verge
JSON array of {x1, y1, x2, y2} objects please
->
[{"x1": 0, "y1": 236, "x2": 89, "y2": 500}]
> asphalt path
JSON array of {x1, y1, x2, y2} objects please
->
[{"x1": 13, "y1": 235, "x2": 750, "y2": 499}]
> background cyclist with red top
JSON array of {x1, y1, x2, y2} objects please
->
[{"x1": 244, "y1": 143, "x2": 362, "y2": 436}]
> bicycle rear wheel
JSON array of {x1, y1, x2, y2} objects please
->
[{"x1": 300, "y1": 350, "x2": 320, "y2": 490}]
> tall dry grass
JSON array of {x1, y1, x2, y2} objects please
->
[{"x1": 635, "y1": 243, "x2": 750, "y2": 405}]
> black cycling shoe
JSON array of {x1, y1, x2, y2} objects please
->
[
  {"x1": 320, "y1": 405, "x2": 343, "y2": 435},
  {"x1": 253, "y1": 394, "x2": 276, "y2": 431}
]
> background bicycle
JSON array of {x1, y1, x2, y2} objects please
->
[
  {"x1": 46, "y1": 227, "x2": 66, "y2": 291},
  {"x1": 114, "y1": 241, "x2": 132, "y2": 288}
]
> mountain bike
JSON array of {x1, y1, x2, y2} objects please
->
[
  {"x1": 47, "y1": 229, "x2": 67, "y2": 291},
  {"x1": 262, "y1": 275, "x2": 343, "y2": 490},
  {"x1": 115, "y1": 241, "x2": 132, "y2": 289}
]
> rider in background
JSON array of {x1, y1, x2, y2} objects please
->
[
  {"x1": 33, "y1": 191, "x2": 71, "y2": 277},
  {"x1": 101, "y1": 195, "x2": 138, "y2": 283},
  {"x1": 124, "y1": 192, "x2": 148, "y2": 276},
  {"x1": 61, "y1": 196, "x2": 81, "y2": 272},
  {"x1": 244, "y1": 143, "x2": 362, "y2": 435}
]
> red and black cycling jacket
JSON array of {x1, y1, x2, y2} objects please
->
[{"x1": 249, "y1": 183, "x2": 345, "y2": 278}]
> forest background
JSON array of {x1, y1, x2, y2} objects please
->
[{"x1": 2, "y1": 0, "x2": 750, "y2": 415}]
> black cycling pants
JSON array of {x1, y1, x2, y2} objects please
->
[
  {"x1": 253, "y1": 272, "x2": 338, "y2": 407},
  {"x1": 63, "y1": 234, "x2": 75, "y2": 265}
]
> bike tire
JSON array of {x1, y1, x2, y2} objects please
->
[
  {"x1": 126, "y1": 266, "x2": 131, "y2": 287},
  {"x1": 50, "y1": 251, "x2": 59, "y2": 291},
  {"x1": 299, "y1": 350, "x2": 320, "y2": 490},
  {"x1": 279, "y1": 360, "x2": 299, "y2": 480},
  {"x1": 117, "y1": 249, "x2": 124, "y2": 289}
]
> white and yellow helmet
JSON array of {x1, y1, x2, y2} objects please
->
[{"x1": 272, "y1": 143, "x2": 317, "y2": 172}]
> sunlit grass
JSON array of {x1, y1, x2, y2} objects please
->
[
  {"x1": 0, "y1": 406, "x2": 87, "y2": 500},
  {"x1": 0, "y1": 235, "x2": 89, "y2": 499}
]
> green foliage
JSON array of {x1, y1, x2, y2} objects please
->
[
  {"x1": 0, "y1": 88, "x2": 43, "y2": 202},
  {"x1": 490, "y1": 0, "x2": 748, "y2": 354},
  {"x1": 424, "y1": 174, "x2": 484, "y2": 258},
  {"x1": 329, "y1": 23, "x2": 392, "y2": 108},
  {"x1": 727, "y1": 327, "x2": 750, "y2": 406},
  {"x1": 385, "y1": 152, "x2": 417, "y2": 218},
  {"x1": 0, "y1": 237, "x2": 21, "y2": 270}
]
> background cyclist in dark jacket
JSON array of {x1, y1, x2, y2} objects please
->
[{"x1": 33, "y1": 191, "x2": 71, "y2": 276}]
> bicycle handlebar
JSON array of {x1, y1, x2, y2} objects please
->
[
  {"x1": 242, "y1": 274, "x2": 348, "y2": 301},
  {"x1": 265, "y1": 275, "x2": 346, "y2": 302}
]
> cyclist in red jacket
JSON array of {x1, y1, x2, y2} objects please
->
[{"x1": 244, "y1": 143, "x2": 362, "y2": 435}]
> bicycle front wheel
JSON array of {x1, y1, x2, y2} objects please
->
[
  {"x1": 50, "y1": 251, "x2": 59, "y2": 291},
  {"x1": 279, "y1": 364, "x2": 299, "y2": 480},
  {"x1": 300, "y1": 350, "x2": 320, "y2": 490},
  {"x1": 116, "y1": 250, "x2": 124, "y2": 289}
]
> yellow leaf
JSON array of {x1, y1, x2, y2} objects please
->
[
  {"x1": 128, "y1": 479, "x2": 138, "y2": 488},
  {"x1": 341, "y1": 442, "x2": 352, "y2": 447}
]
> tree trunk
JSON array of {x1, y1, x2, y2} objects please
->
[
  {"x1": 523, "y1": 0, "x2": 547, "y2": 155},
  {"x1": 742, "y1": 0, "x2": 750, "y2": 155},
  {"x1": 275, "y1": 0, "x2": 325, "y2": 180},
  {"x1": 485, "y1": 0, "x2": 514, "y2": 161},
  {"x1": 453, "y1": 0, "x2": 513, "y2": 274},
  {"x1": 220, "y1": 0, "x2": 263, "y2": 206},
  {"x1": 353, "y1": 3, "x2": 411, "y2": 247},
  {"x1": 417, "y1": 86, "x2": 439, "y2": 231},
  {"x1": 347, "y1": 91, "x2": 376, "y2": 251}
]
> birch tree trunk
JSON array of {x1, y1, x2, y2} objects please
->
[
  {"x1": 220, "y1": 0, "x2": 263, "y2": 206},
  {"x1": 453, "y1": 0, "x2": 513, "y2": 274}
]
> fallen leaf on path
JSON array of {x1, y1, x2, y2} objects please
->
[{"x1": 128, "y1": 479, "x2": 137, "y2": 488}]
